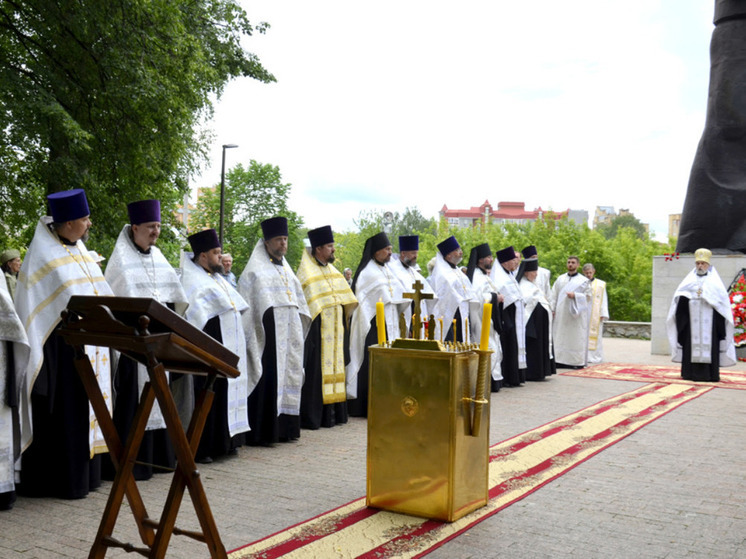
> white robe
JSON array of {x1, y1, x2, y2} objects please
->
[
  {"x1": 238, "y1": 241, "x2": 311, "y2": 416},
  {"x1": 429, "y1": 253, "x2": 479, "y2": 342},
  {"x1": 389, "y1": 255, "x2": 437, "y2": 338},
  {"x1": 520, "y1": 276, "x2": 554, "y2": 361},
  {"x1": 665, "y1": 266, "x2": 735, "y2": 366},
  {"x1": 491, "y1": 265, "x2": 527, "y2": 369},
  {"x1": 469, "y1": 268, "x2": 503, "y2": 381},
  {"x1": 551, "y1": 273, "x2": 590, "y2": 367},
  {"x1": 106, "y1": 225, "x2": 190, "y2": 430},
  {"x1": 586, "y1": 278, "x2": 609, "y2": 364},
  {"x1": 346, "y1": 259, "x2": 408, "y2": 399},
  {"x1": 0, "y1": 280, "x2": 27, "y2": 493},
  {"x1": 13, "y1": 217, "x2": 114, "y2": 456},
  {"x1": 181, "y1": 255, "x2": 251, "y2": 436}
]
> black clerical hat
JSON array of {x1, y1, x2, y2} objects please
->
[
  {"x1": 188, "y1": 229, "x2": 221, "y2": 255},
  {"x1": 522, "y1": 245, "x2": 538, "y2": 259},
  {"x1": 308, "y1": 225, "x2": 334, "y2": 248},
  {"x1": 437, "y1": 235, "x2": 460, "y2": 257},
  {"x1": 466, "y1": 242, "x2": 491, "y2": 282},
  {"x1": 496, "y1": 246, "x2": 516, "y2": 264},
  {"x1": 261, "y1": 216, "x2": 288, "y2": 239}
]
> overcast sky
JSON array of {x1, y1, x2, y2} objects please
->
[{"x1": 191, "y1": 1, "x2": 715, "y2": 240}]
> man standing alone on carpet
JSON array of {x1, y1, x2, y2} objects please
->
[
  {"x1": 551, "y1": 255, "x2": 590, "y2": 369},
  {"x1": 666, "y1": 248, "x2": 735, "y2": 382},
  {"x1": 14, "y1": 189, "x2": 114, "y2": 499},
  {"x1": 583, "y1": 263, "x2": 609, "y2": 365},
  {"x1": 239, "y1": 217, "x2": 311, "y2": 444},
  {"x1": 104, "y1": 199, "x2": 190, "y2": 478},
  {"x1": 181, "y1": 228, "x2": 251, "y2": 462},
  {"x1": 347, "y1": 232, "x2": 408, "y2": 417},
  {"x1": 296, "y1": 225, "x2": 357, "y2": 429}
]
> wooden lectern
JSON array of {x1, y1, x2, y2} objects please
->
[{"x1": 57, "y1": 296, "x2": 239, "y2": 559}]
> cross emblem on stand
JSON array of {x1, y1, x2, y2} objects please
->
[{"x1": 403, "y1": 279, "x2": 434, "y2": 339}]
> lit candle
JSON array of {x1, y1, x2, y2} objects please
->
[
  {"x1": 376, "y1": 299, "x2": 386, "y2": 345},
  {"x1": 479, "y1": 303, "x2": 492, "y2": 351}
]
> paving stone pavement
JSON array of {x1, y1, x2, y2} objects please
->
[{"x1": 1, "y1": 338, "x2": 745, "y2": 559}]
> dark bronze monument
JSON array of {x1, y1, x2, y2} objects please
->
[{"x1": 678, "y1": 1, "x2": 746, "y2": 253}]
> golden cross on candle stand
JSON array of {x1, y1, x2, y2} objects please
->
[{"x1": 403, "y1": 279, "x2": 434, "y2": 339}]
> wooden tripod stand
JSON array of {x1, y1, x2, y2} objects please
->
[{"x1": 58, "y1": 296, "x2": 239, "y2": 558}]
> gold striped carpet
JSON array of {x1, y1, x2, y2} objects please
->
[
  {"x1": 561, "y1": 363, "x2": 746, "y2": 390},
  {"x1": 228, "y1": 382, "x2": 712, "y2": 558}
]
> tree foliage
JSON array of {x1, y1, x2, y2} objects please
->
[
  {"x1": 0, "y1": 0, "x2": 274, "y2": 261},
  {"x1": 189, "y1": 160, "x2": 303, "y2": 272},
  {"x1": 596, "y1": 214, "x2": 648, "y2": 240}
]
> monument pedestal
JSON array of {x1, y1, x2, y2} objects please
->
[{"x1": 366, "y1": 342, "x2": 490, "y2": 522}]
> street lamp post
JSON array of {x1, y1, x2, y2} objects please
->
[{"x1": 219, "y1": 143, "x2": 239, "y2": 246}]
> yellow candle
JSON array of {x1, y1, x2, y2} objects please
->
[
  {"x1": 479, "y1": 303, "x2": 492, "y2": 351},
  {"x1": 452, "y1": 319, "x2": 457, "y2": 342},
  {"x1": 376, "y1": 300, "x2": 386, "y2": 345},
  {"x1": 465, "y1": 317, "x2": 469, "y2": 344},
  {"x1": 439, "y1": 317, "x2": 444, "y2": 343}
]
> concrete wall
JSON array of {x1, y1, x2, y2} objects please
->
[{"x1": 651, "y1": 254, "x2": 746, "y2": 354}]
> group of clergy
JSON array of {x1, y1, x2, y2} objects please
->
[{"x1": 1, "y1": 187, "x2": 617, "y2": 512}]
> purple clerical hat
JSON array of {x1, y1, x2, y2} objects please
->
[
  {"x1": 496, "y1": 246, "x2": 516, "y2": 264},
  {"x1": 308, "y1": 225, "x2": 334, "y2": 248},
  {"x1": 399, "y1": 235, "x2": 419, "y2": 251},
  {"x1": 437, "y1": 235, "x2": 460, "y2": 257},
  {"x1": 261, "y1": 216, "x2": 288, "y2": 239},
  {"x1": 127, "y1": 199, "x2": 161, "y2": 224},
  {"x1": 188, "y1": 229, "x2": 221, "y2": 255},
  {"x1": 48, "y1": 189, "x2": 90, "y2": 223}
]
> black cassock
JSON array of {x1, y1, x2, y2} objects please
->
[
  {"x1": 192, "y1": 315, "x2": 245, "y2": 460},
  {"x1": 300, "y1": 314, "x2": 349, "y2": 429},
  {"x1": 524, "y1": 304, "x2": 553, "y2": 381},
  {"x1": 18, "y1": 328, "x2": 102, "y2": 499},
  {"x1": 675, "y1": 297, "x2": 725, "y2": 382},
  {"x1": 499, "y1": 301, "x2": 526, "y2": 387},
  {"x1": 246, "y1": 309, "x2": 301, "y2": 445},
  {"x1": 347, "y1": 316, "x2": 378, "y2": 418}
]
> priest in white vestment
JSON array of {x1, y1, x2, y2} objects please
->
[
  {"x1": 296, "y1": 225, "x2": 357, "y2": 429},
  {"x1": 582, "y1": 263, "x2": 609, "y2": 365},
  {"x1": 0, "y1": 277, "x2": 27, "y2": 509},
  {"x1": 518, "y1": 259, "x2": 554, "y2": 381},
  {"x1": 182, "y1": 228, "x2": 250, "y2": 462},
  {"x1": 521, "y1": 245, "x2": 552, "y2": 301},
  {"x1": 14, "y1": 189, "x2": 114, "y2": 499},
  {"x1": 105, "y1": 199, "x2": 189, "y2": 478},
  {"x1": 666, "y1": 248, "x2": 735, "y2": 381},
  {"x1": 490, "y1": 246, "x2": 527, "y2": 386},
  {"x1": 347, "y1": 231, "x2": 408, "y2": 417},
  {"x1": 466, "y1": 243, "x2": 504, "y2": 391},
  {"x1": 429, "y1": 236, "x2": 479, "y2": 343},
  {"x1": 550, "y1": 255, "x2": 590, "y2": 368},
  {"x1": 389, "y1": 235, "x2": 436, "y2": 338},
  {"x1": 238, "y1": 217, "x2": 311, "y2": 444}
]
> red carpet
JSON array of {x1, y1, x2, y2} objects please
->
[
  {"x1": 561, "y1": 363, "x2": 746, "y2": 390},
  {"x1": 228, "y1": 382, "x2": 712, "y2": 558}
]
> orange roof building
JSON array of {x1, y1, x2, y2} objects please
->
[{"x1": 439, "y1": 200, "x2": 587, "y2": 228}]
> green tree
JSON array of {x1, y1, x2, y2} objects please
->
[
  {"x1": 190, "y1": 160, "x2": 303, "y2": 272},
  {"x1": 597, "y1": 214, "x2": 648, "y2": 240},
  {"x1": 0, "y1": 0, "x2": 274, "y2": 259}
]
